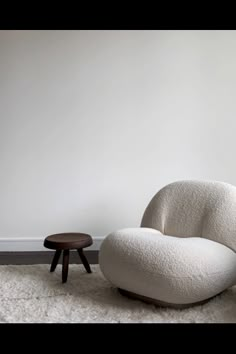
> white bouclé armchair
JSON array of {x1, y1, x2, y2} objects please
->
[{"x1": 99, "y1": 180, "x2": 236, "y2": 308}]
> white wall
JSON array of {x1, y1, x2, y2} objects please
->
[{"x1": 1, "y1": 30, "x2": 236, "y2": 249}]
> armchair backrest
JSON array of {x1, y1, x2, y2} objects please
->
[{"x1": 141, "y1": 180, "x2": 236, "y2": 252}]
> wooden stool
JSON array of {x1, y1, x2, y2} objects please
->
[{"x1": 44, "y1": 233, "x2": 93, "y2": 283}]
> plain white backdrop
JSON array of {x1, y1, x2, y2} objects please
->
[{"x1": 0, "y1": 30, "x2": 236, "y2": 245}]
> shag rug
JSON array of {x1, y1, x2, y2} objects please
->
[{"x1": 0, "y1": 264, "x2": 236, "y2": 323}]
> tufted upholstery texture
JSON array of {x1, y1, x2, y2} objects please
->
[
  {"x1": 141, "y1": 180, "x2": 236, "y2": 252},
  {"x1": 99, "y1": 181, "x2": 236, "y2": 306}
]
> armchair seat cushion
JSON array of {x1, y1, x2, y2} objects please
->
[{"x1": 99, "y1": 228, "x2": 236, "y2": 305}]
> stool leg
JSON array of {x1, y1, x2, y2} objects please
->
[
  {"x1": 62, "y1": 249, "x2": 70, "y2": 283},
  {"x1": 50, "y1": 250, "x2": 62, "y2": 272},
  {"x1": 77, "y1": 248, "x2": 92, "y2": 273}
]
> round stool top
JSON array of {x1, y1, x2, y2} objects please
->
[{"x1": 44, "y1": 232, "x2": 93, "y2": 250}]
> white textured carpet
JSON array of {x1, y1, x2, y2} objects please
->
[{"x1": 0, "y1": 264, "x2": 236, "y2": 323}]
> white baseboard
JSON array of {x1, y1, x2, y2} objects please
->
[{"x1": 0, "y1": 237, "x2": 104, "y2": 252}]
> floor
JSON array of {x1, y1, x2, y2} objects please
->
[{"x1": 0, "y1": 264, "x2": 236, "y2": 323}]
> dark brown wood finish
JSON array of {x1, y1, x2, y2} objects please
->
[
  {"x1": 62, "y1": 249, "x2": 70, "y2": 283},
  {"x1": 44, "y1": 232, "x2": 93, "y2": 283},
  {"x1": 118, "y1": 288, "x2": 222, "y2": 309},
  {"x1": 44, "y1": 233, "x2": 93, "y2": 250},
  {"x1": 50, "y1": 249, "x2": 62, "y2": 272},
  {"x1": 0, "y1": 251, "x2": 98, "y2": 265},
  {"x1": 77, "y1": 249, "x2": 92, "y2": 273}
]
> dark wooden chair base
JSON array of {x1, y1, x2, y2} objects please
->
[{"x1": 118, "y1": 288, "x2": 222, "y2": 309}]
